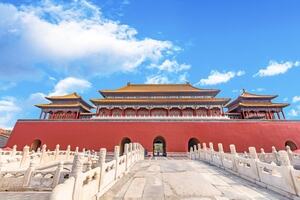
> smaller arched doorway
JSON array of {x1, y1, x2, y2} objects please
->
[
  {"x1": 31, "y1": 139, "x2": 42, "y2": 151},
  {"x1": 188, "y1": 138, "x2": 200, "y2": 152},
  {"x1": 153, "y1": 136, "x2": 166, "y2": 156},
  {"x1": 285, "y1": 140, "x2": 298, "y2": 151},
  {"x1": 120, "y1": 137, "x2": 131, "y2": 155}
]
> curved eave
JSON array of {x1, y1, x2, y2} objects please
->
[
  {"x1": 90, "y1": 98, "x2": 230, "y2": 105},
  {"x1": 239, "y1": 103, "x2": 290, "y2": 108},
  {"x1": 240, "y1": 95, "x2": 278, "y2": 100},
  {"x1": 99, "y1": 90, "x2": 220, "y2": 98},
  {"x1": 35, "y1": 104, "x2": 92, "y2": 113}
]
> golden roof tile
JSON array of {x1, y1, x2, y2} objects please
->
[
  {"x1": 100, "y1": 83, "x2": 219, "y2": 93},
  {"x1": 46, "y1": 92, "x2": 81, "y2": 100},
  {"x1": 91, "y1": 98, "x2": 230, "y2": 105},
  {"x1": 35, "y1": 103, "x2": 92, "y2": 113},
  {"x1": 238, "y1": 102, "x2": 289, "y2": 107},
  {"x1": 240, "y1": 90, "x2": 277, "y2": 99}
]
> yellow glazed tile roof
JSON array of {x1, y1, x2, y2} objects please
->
[
  {"x1": 100, "y1": 83, "x2": 218, "y2": 93},
  {"x1": 35, "y1": 103, "x2": 92, "y2": 112},
  {"x1": 239, "y1": 102, "x2": 289, "y2": 107},
  {"x1": 240, "y1": 91, "x2": 277, "y2": 99},
  {"x1": 91, "y1": 98, "x2": 230, "y2": 104}
]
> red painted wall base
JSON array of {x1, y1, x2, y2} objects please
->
[{"x1": 6, "y1": 120, "x2": 300, "y2": 153}]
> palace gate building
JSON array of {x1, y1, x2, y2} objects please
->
[{"x1": 6, "y1": 83, "x2": 300, "y2": 154}]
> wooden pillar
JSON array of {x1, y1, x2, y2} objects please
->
[
  {"x1": 76, "y1": 111, "x2": 79, "y2": 119},
  {"x1": 193, "y1": 108, "x2": 196, "y2": 116},
  {"x1": 39, "y1": 111, "x2": 43, "y2": 119},
  {"x1": 276, "y1": 112, "x2": 280, "y2": 120},
  {"x1": 135, "y1": 108, "x2": 138, "y2": 116},
  {"x1": 282, "y1": 111, "x2": 286, "y2": 120}
]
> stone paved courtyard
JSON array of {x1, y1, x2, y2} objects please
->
[
  {"x1": 101, "y1": 157, "x2": 288, "y2": 200},
  {"x1": 0, "y1": 157, "x2": 290, "y2": 200}
]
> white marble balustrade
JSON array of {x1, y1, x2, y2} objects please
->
[
  {"x1": 0, "y1": 142, "x2": 145, "y2": 200},
  {"x1": 190, "y1": 143, "x2": 300, "y2": 199}
]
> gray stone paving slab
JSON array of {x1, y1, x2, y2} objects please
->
[
  {"x1": 100, "y1": 158, "x2": 290, "y2": 200},
  {"x1": 0, "y1": 192, "x2": 50, "y2": 200}
]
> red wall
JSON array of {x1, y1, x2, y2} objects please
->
[{"x1": 6, "y1": 120, "x2": 300, "y2": 153}]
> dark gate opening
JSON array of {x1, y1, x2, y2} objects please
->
[
  {"x1": 285, "y1": 140, "x2": 297, "y2": 151},
  {"x1": 31, "y1": 139, "x2": 41, "y2": 151},
  {"x1": 153, "y1": 136, "x2": 166, "y2": 157},
  {"x1": 120, "y1": 137, "x2": 131, "y2": 155},
  {"x1": 188, "y1": 138, "x2": 200, "y2": 152}
]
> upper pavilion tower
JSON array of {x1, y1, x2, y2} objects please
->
[
  {"x1": 35, "y1": 93, "x2": 94, "y2": 120},
  {"x1": 226, "y1": 90, "x2": 289, "y2": 120}
]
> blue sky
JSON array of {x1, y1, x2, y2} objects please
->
[{"x1": 0, "y1": 0, "x2": 300, "y2": 128}]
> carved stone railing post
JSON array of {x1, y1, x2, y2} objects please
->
[
  {"x1": 248, "y1": 147, "x2": 260, "y2": 181},
  {"x1": 197, "y1": 143, "x2": 201, "y2": 159},
  {"x1": 114, "y1": 146, "x2": 120, "y2": 180},
  {"x1": 202, "y1": 143, "x2": 207, "y2": 161},
  {"x1": 71, "y1": 153, "x2": 84, "y2": 200},
  {"x1": 66, "y1": 145, "x2": 71, "y2": 160},
  {"x1": 71, "y1": 154, "x2": 83, "y2": 178},
  {"x1": 23, "y1": 161, "x2": 36, "y2": 187},
  {"x1": 11, "y1": 145, "x2": 17, "y2": 157},
  {"x1": 189, "y1": 146, "x2": 194, "y2": 160},
  {"x1": 218, "y1": 143, "x2": 224, "y2": 167},
  {"x1": 278, "y1": 150, "x2": 297, "y2": 194},
  {"x1": 98, "y1": 148, "x2": 106, "y2": 192},
  {"x1": 229, "y1": 144, "x2": 238, "y2": 172},
  {"x1": 208, "y1": 142, "x2": 214, "y2": 163},
  {"x1": 259, "y1": 148, "x2": 266, "y2": 162},
  {"x1": 129, "y1": 143, "x2": 133, "y2": 167},
  {"x1": 124, "y1": 143, "x2": 129, "y2": 171},
  {"x1": 40, "y1": 144, "x2": 47, "y2": 164},
  {"x1": 286, "y1": 146, "x2": 294, "y2": 164},
  {"x1": 272, "y1": 146, "x2": 280, "y2": 165},
  {"x1": 75, "y1": 147, "x2": 79, "y2": 154},
  {"x1": 52, "y1": 161, "x2": 64, "y2": 187},
  {"x1": 54, "y1": 144, "x2": 60, "y2": 161},
  {"x1": 20, "y1": 145, "x2": 30, "y2": 167}
]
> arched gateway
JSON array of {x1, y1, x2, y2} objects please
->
[
  {"x1": 188, "y1": 138, "x2": 200, "y2": 152},
  {"x1": 153, "y1": 136, "x2": 166, "y2": 156},
  {"x1": 285, "y1": 140, "x2": 297, "y2": 151},
  {"x1": 30, "y1": 139, "x2": 41, "y2": 151},
  {"x1": 120, "y1": 137, "x2": 131, "y2": 155}
]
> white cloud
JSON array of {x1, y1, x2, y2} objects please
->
[
  {"x1": 28, "y1": 77, "x2": 91, "y2": 106},
  {"x1": 145, "y1": 75, "x2": 170, "y2": 84},
  {"x1": 28, "y1": 92, "x2": 47, "y2": 104},
  {"x1": 292, "y1": 96, "x2": 300, "y2": 103},
  {"x1": 0, "y1": 97, "x2": 21, "y2": 129},
  {"x1": 178, "y1": 72, "x2": 188, "y2": 83},
  {"x1": 0, "y1": 0, "x2": 178, "y2": 80},
  {"x1": 49, "y1": 77, "x2": 91, "y2": 96},
  {"x1": 197, "y1": 70, "x2": 245, "y2": 86},
  {"x1": 254, "y1": 60, "x2": 299, "y2": 77},
  {"x1": 150, "y1": 59, "x2": 190, "y2": 73},
  {"x1": 251, "y1": 88, "x2": 265, "y2": 92},
  {"x1": 288, "y1": 107, "x2": 300, "y2": 117}
]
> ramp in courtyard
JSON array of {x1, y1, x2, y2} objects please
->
[{"x1": 101, "y1": 158, "x2": 288, "y2": 200}]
